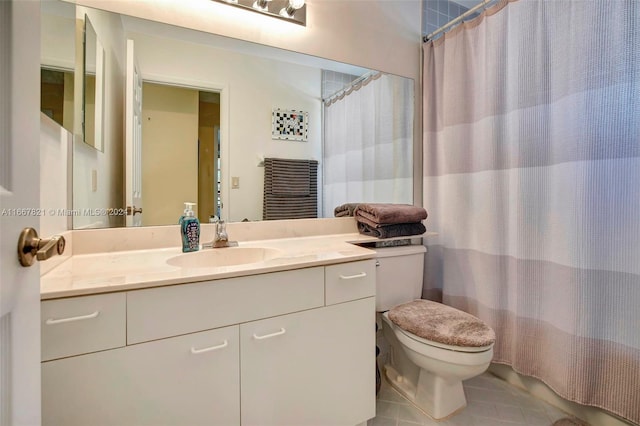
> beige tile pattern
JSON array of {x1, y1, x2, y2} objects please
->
[{"x1": 370, "y1": 372, "x2": 576, "y2": 426}]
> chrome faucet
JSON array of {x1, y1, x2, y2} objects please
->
[
  {"x1": 203, "y1": 219, "x2": 236, "y2": 248},
  {"x1": 213, "y1": 219, "x2": 228, "y2": 247}
]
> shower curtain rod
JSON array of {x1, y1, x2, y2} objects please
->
[
  {"x1": 323, "y1": 70, "x2": 381, "y2": 106},
  {"x1": 423, "y1": 0, "x2": 494, "y2": 42}
]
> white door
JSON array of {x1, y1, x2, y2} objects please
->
[
  {"x1": 0, "y1": 1, "x2": 42, "y2": 425},
  {"x1": 125, "y1": 39, "x2": 143, "y2": 227}
]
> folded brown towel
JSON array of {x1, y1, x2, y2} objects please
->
[
  {"x1": 357, "y1": 221, "x2": 426, "y2": 239},
  {"x1": 354, "y1": 203, "x2": 427, "y2": 226},
  {"x1": 334, "y1": 203, "x2": 360, "y2": 217}
]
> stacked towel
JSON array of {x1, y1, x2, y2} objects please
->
[
  {"x1": 334, "y1": 203, "x2": 360, "y2": 217},
  {"x1": 354, "y1": 203, "x2": 427, "y2": 239}
]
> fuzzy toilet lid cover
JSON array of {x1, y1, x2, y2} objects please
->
[{"x1": 388, "y1": 299, "x2": 496, "y2": 348}]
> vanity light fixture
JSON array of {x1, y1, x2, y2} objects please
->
[
  {"x1": 211, "y1": 0, "x2": 306, "y2": 26},
  {"x1": 279, "y1": 0, "x2": 305, "y2": 19}
]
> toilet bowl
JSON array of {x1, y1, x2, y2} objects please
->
[
  {"x1": 374, "y1": 245, "x2": 495, "y2": 420},
  {"x1": 381, "y1": 311, "x2": 493, "y2": 419}
]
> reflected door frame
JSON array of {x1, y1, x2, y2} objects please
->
[
  {"x1": 125, "y1": 39, "x2": 143, "y2": 227},
  {"x1": 214, "y1": 124, "x2": 222, "y2": 219},
  {"x1": 141, "y1": 73, "x2": 229, "y2": 223}
]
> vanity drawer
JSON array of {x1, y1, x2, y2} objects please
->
[
  {"x1": 41, "y1": 292, "x2": 126, "y2": 361},
  {"x1": 127, "y1": 267, "x2": 324, "y2": 344},
  {"x1": 325, "y1": 260, "x2": 376, "y2": 305}
]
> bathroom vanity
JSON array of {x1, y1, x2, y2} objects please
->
[{"x1": 40, "y1": 233, "x2": 379, "y2": 426}]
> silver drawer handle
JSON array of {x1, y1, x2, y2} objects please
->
[
  {"x1": 339, "y1": 272, "x2": 367, "y2": 280},
  {"x1": 253, "y1": 328, "x2": 286, "y2": 340},
  {"x1": 45, "y1": 311, "x2": 99, "y2": 325},
  {"x1": 190, "y1": 340, "x2": 228, "y2": 354}
]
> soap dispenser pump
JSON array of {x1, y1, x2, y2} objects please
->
[{"x1": 179, "y1": 202, "x2": 200, "y2": 253}]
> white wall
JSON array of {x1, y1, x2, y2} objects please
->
[
  {"x1": 41, "y1": 10, "x2": 75, "y2": 70},
  {"x1": 132, "y1": 32, "x2": 322, "y2": 222},
  {"x1": 40, "y1": 114, "x2": 74, "y2": 276},
  {"x1": 71, "y1": 6, "x2": 125, "y2": 229},
  {"x1": 40, "y1": 115, "x2": 71, "y2": 237}
]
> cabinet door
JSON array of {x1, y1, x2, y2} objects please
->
[
  {"x1": 240, "y1": 297, "x2": 376, "y2": 426},
  {"x1": 42, "y1": 325, "x2": 239, "y2": 426}
]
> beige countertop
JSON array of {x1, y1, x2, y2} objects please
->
[{"x1": 41, "y1": 232, "x2": 431, "y2": 300}]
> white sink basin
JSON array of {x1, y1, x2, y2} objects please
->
[{"x1": 166, "y1": 247, "x2": 282, "y2": 269}]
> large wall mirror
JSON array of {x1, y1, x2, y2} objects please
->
[{"x1": 41, "y1": 1, "x2": 415, "y2": 229}]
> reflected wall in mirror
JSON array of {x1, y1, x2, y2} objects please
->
[
  {"x1": 42, "y1": 2, "x2": 415, "y2": 229},
  {"x1": 322, "y1": 71, "x2": 414, "y2": 217},
  {"x1": 82, "y1": 15, "x2": 105, "y2": 152},
  {"x1": 40, "y1": 0, "x2": 76, "y2": 133},
  {"x1": 127, "y1": 22, "x2": 331, "y2": 225},
  {"x1": 40, "y1": 2, "x2": 107, "y2": 152},
  {"x1": 70, "y1": 5, "x2": 126, "y2": 230}
]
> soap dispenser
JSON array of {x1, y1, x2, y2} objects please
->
[{"x1": 179, "y1": 202, "x2": 200, "y2": 252}]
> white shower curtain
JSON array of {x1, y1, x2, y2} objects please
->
[
  {"x1": 423, "y1": 0, "x2": 639, "y2": 423},
  {"x1": 323, "y1": 73, "x2": 413, "y2": 217}
]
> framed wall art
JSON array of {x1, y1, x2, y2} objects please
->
[{"x1": 272, "y1": 108, "x2": 308, "y2": 142}]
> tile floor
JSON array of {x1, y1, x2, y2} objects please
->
[{"x1": 369, "y1": 372, "x2": 573, "y2": 426}]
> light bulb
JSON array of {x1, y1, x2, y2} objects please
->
[
  {"x1": 252, "y1": 0, "x2": 271, "y2": 11},
  {"x1": 289, "y1": 0, "x2": 305, "y2": 9},
  {"x1": 279, "y1": 0, "x2": 305, "y2": 18}
]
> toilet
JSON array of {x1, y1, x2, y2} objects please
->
[{"x1": 374, "y1": 245, "x2": 495, "y2": 420}]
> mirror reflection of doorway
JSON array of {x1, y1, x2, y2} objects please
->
[
  {"x1": 141, "y1": 82, "x2": 221, "y2": 226},
  {"x1": 198, "y1": 92, "x2": 222, "y2": 223},
  {"x1": 40, "y1": 68, "x2": 75, "y2": 130}
]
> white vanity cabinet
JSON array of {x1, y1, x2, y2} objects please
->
[
  {"x1": 41, "y1": 260, "x2": 376, "y2": 426},
  {"x1": 241, "y1": 297, "x2": 374, "y2": 426},
  {"x1": 41, "y1": 292, "x2": 126, "y2": 361},
  {"x1": 42, "y1": 325, "x2": 240, "y2": 426}
]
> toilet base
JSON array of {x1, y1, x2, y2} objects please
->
[{"x1": 383, "y1": 364, "x2": 467, "y2": 420}]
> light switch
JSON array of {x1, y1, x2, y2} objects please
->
[
  {"x1": 91, "y1": 170, "x2": 98, "y2": 192},
  {"x1": 232, "y1": 176, "x2": 240, "y2": 189}
]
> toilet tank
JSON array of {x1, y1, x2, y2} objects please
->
[{"x1": 374, "y1": 245, "x2": 427, "y2": 312}]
